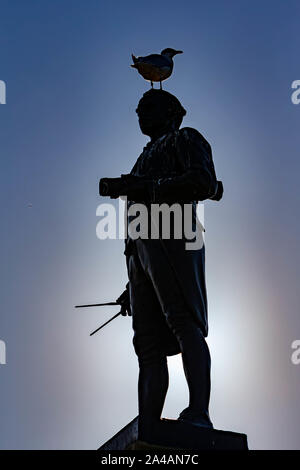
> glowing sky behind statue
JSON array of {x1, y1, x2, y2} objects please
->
[{"x1": 0, "y1": 0, "x2": 300, "y2": 449}]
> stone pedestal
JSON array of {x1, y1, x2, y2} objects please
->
[{"x1": 98, "y1": 417, "x2": 248, "y2": 451}]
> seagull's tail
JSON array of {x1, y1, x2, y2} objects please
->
[{"x1": 131, "y1": 53, "x2": 138, "y2": 65}]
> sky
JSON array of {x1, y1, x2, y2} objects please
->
[{"x1": 0, "y1": 0, "x2": 300, "y2": 450}]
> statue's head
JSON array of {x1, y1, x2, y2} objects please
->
[{"x1": 136, "y1": 89, "x2": 186, "y2": 140}]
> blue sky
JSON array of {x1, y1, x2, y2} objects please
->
[{"x1": 0, "y1": 0, "x2": 300, "y2": 449}]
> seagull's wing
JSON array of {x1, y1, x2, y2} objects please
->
[{"x1": 138, "y1": 54, "x2": 171, "y2": 67}]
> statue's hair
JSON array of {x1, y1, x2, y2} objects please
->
[{"x1": 136, "y1": 89, "x2": 186, "y2": 119}]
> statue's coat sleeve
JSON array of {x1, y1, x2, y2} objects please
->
[{"x1": 152, "y1": 127, "x2": 219, "y2": 202}]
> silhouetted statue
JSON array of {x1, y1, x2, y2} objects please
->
[{"x1": 99, "y1": 89, "x2": 223, "y2": 444}]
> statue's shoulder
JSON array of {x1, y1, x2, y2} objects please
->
[{"x1": 179, "y1": 127, "x2": 211, "y2": 150}]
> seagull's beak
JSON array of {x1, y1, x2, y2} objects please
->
[{"x1": 175, "y1": 50, "x2": 183, "y2": 54}]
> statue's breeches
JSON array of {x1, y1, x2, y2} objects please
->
[{"x1": 126, "y1": 238, "x2": 206, "y2": 360}]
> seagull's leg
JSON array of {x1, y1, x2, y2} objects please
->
[{"x1": 151, "y1": 81, "x2": 153, "y2": 89}]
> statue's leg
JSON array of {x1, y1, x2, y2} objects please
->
[
  {"x1": 126, "y1": 246, "x2": 170, "y2": 439},
  {"x1": 134, "y1": 239, "x2": 213, "y2": 429},
  {"x1": 137, "y1": 359, "x2": 168, "y2": 439},
  {"x1": 176, "y1": 321, "x2": 212, "y2": 428}
]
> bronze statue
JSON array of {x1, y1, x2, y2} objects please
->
[{"x1": 99, "y1": 88, "x2": 223, "y2": 443}]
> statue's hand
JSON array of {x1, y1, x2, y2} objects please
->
[
  {"x1": 99, "y1": 177, "x2": 124, "y2": 198},
  {"x1": 99, "y1": 175, "x2": 153, "y2": 201},
  {"x1": 116, "y1": 283, "x2": 132, "y2": 316}
]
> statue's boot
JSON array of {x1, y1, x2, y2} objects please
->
[{"x1": 178, "y1": 408, "x2": 213, "y2": 429}]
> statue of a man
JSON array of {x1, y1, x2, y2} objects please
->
[{"x1": 100, "y1": 89, "x2": 223, "y2": 442}]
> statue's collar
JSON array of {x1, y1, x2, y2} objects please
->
[{"x1": 147, "y1": 129, "x2": 179, "y2": 148}]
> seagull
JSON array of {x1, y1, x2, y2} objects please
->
[{"x1": 131, "y1": 48, "x2": 183, "y2": 89}]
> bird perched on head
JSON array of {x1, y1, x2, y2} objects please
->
[{"x1": 131, "y1": 48, "x2": 183, "y2": 89}]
